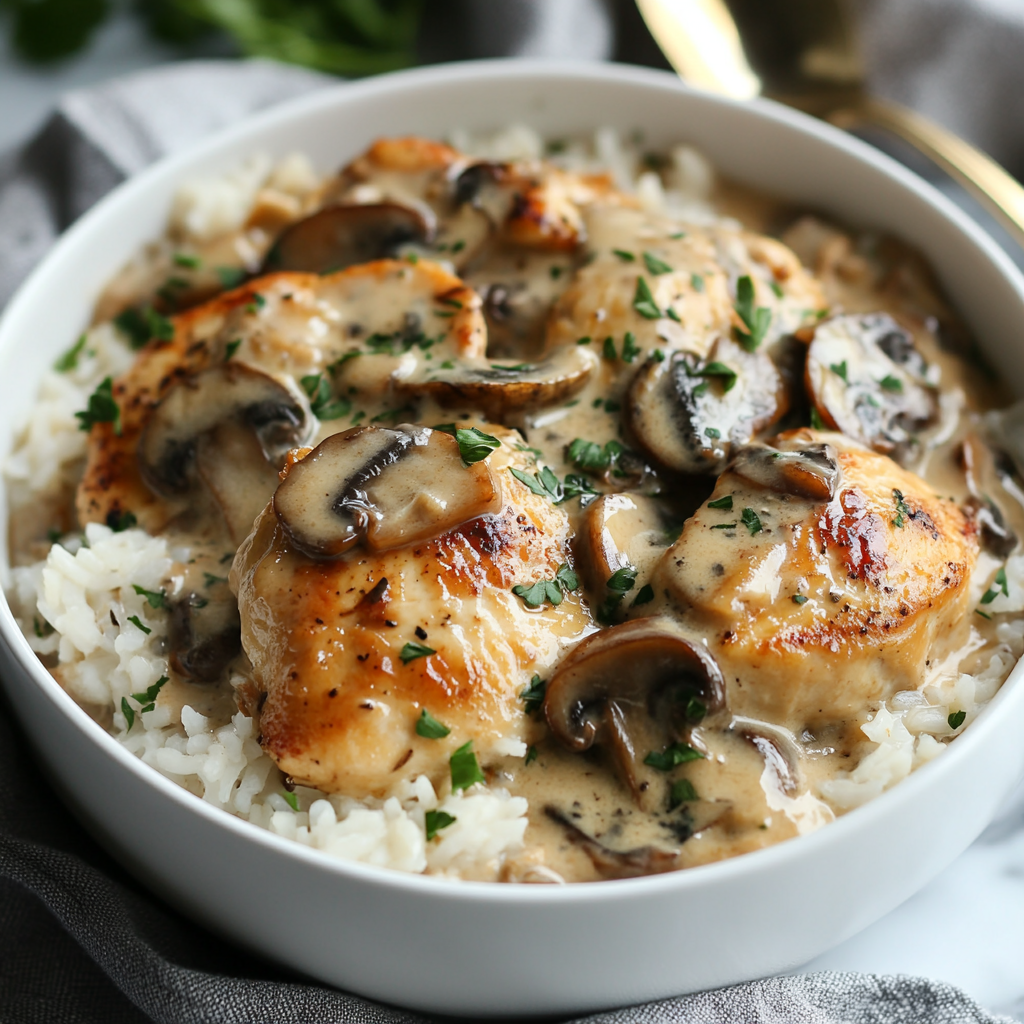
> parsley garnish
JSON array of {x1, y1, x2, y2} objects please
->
[
  {"x1": 492, "y1": 362, "x2": 534, "y2": 372},
  {"x1": 665, "y1": 307, "x2": 682, "y2": 323},
  {"x1": 301, "y1": 373, "x2": 351, "y2": 420},
  {"x1": 245, "y1": 293, "x2": 266, "y2": 314},
  {"x1": 512, "y1": 564, "x2": 579, "y2": 609},
  {"x1": 224, "y1": 338, "x2": 242, "y2": 361},
  {"x1": 633, "y1": 583, "x2": 655, "y2": 606},
  {"x1": 75, "y1": 377, "x2": 121, "y2": 435},
  {"x1": 621, "y1": 331, "x2": 641, "y2": 363},
  {"x1": 525, "y1": 745, "x2": 538, "y2": 765},
  {"x1": 689, "y1": 359, "x2": 737, "y2": 393},
  {"x1": 131, "y1": 584, "x2": 166, "y2": 609},
  {"x1": 450, "y1": 740, "x2": 485, "y2": 792},
  {"x1": 733, "y1": 275, "x2": 772, "y2": 351},
  {"x1": 283, "y1": 791, "x2": 300, "y2": 811},
  {"x1": 810, "y1": 406, "x2": 826, "y2": 429},
  {"x1": 711, "y1": 522, "x2": 737, "y2": 530},
  {"x1": 685, "y1": 697, "x2": 706, "y2": 722},
  {"x1": 976, "y1": 608, "x2": 993, "y2": 620},
  {"x1": 948, "y1": 710, "x2": 967, "y2": 730},
  {"x1": 707, "y1": 495, "x2": 733, "y2": 510},
  {"x1": 216, "y1": 266, "x2": 246, "y2": 289},
  {"x1": 173, "y1": 253, "x2": 201, "y2": 269},
  {"x1": 127, "y1": 615, "x2": 151, "y2": 635},
  {"x1": 691, "y1": 272, "x2": 705, "y2": 292},
  {"x1": 509, "y1": 465, "x2": 562, "y2": 501},
  {"x1": 602, "y1": 336, "x2": 617, "y2": 360},
  {"x1": 704, "y1": 426, "x2": 720, "y2": 438},
  {"x1": 879, "y1": 375, "x2": 903, "y2": 393},
  {"x1": 121, "y1": 676, "x2": 169, "y2": 729},
  {"x1": 401, "y1": 642, "x2": 436, "y2": 664},
  {"x1": 33, "y1": 616, "x2": 54, "y2": 638},
  {"x1": 633, "y1": 277, "x2": 661, "y2": 319},
  {"x1": 415, "y1": 708, "x2": 450, "y2": 738},
  {"x1": 438, "y1": 296, "x2": 463, "y2": 309},
  {"x1": 108, "y1": 509, "x2": 137, "y2": 532},
  {"x1": 643, "y1": 251, "x2": 672, "y2": 275},
  {"x1": 892, "y1": 489, "x2": 912, "y2": 528},
  {"x1": 612, "y1": 248, "x2": 636, "y2": 262},
  {"x1": 453, "y1": 426, "x2": 501, "y2": 465},
  {"x1": 120, "y1": 697, "x2": 136, "y2": 730},
  {"x1": 370, "y1": 406, "x2": 414, "y2": 424},
  {"x1": 425, "y1": 809, "x2": 456, "y2": 840},
  {"x1": 567, "y1": 437, "x2": 624, "y2": 475},
  {"x1": 54, "y1": 334, "x2": 87, "y2": 372},
  {"x1": 644, "y1": 742, "x2": 704, "y2": 771},
  {"x1": 669, "y1": 778, "x2": 698, "y2": 808},
  {"x1": 577, "y1": 335, "x2": 592, "y2": 345},
  {"x1": 980, "y1": 566, "x2": 1009, "y2": 605},
  {"x1": 203, "y1": 573, "x2": 228, "y2": 587},
  {"x1": 606, "y1": 566, "x2": 638, "y2": 592},
  {"x1": 830, "y1": 361, "x2": 848, "y2": 382},
  {"x1": 741, "y1": 507, "x2": 763, "y2": 535},
  {"x1": 521, "y1": 674, "x2": 547, "y2": 715},
  {"x1": 793, "y1": 594, "x2": 808, "y2": 605},
  {"x1": 770, "y1": 280, "x2": 784, "y2": 298}
]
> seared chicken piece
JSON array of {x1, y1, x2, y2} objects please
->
[
  {"x1": 232, "y1": 430, "x2": 593, "y2": 796},
  {"x1": 653, "y1": 430, "x2": 978, "y2": 725},
  {"x1": 76, "y1": 259, "x2": 486, "y2": 535}
]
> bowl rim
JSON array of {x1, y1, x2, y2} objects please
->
[{"x1": 3, "y1": 56, "x2": 1024, "y2": 904}]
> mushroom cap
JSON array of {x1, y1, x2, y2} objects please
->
[
  {"x1": 544, "y1": 616, "x2": 725, "y2": 754},
  {"x1": 262, "y1": 202, "x2": 433, "y2": 275},
  {"x1": 626, "y1": 338, "x2": 786, "y2": 475},
  {"x1": 729, "y1": 440, "x2": 842, "y2": 502},
  {"x1": 574, "y1": 493, "x2": 670, "y2": 592},
  {"x1": 805, "y1": 312, "x2": 938, "y2": 456},
  {"x1": 272, "y1": 423, "x2": 502, "y2": 559}
]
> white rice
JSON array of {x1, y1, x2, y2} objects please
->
[{"x1": 4, "y1": 131, "x2": 1021, "y2": 877}]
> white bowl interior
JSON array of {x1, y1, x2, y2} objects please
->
[{"x1": 2, "y1": 61, "x2": 1024, "y2": 1016}]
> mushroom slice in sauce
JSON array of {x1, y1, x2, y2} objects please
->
[
  {"x1": 544, "y1": 617, "x2": 725, "y2": 810},
  {"x1": 729, "y1": 440, "x2": 842, "y2": 502},
  {"x1": 805, "y1": 312, "x2": 938, "y2": 457},
  {"x1": 626, "y1": 338, "x2": 786, "y2": 476},
  {"x1": 397, "y1": 343, "x2": 596, "y2": 419},
  {"x1": 273, "y1": 424, "x2": 501, "y2": 559},
  {"x1": 168, "y1": 587, "x2": 241, "y2": 683},
  {"x1": 262, "y1": 202, "x2": 433, "y2": 274},
  {"x1": 959, "y1": 432, "x2": 1024, "y2": 558},
  {"x1": 137, "y1": 363, "x2": 309, "y2": 544},
  {"x1": 574, "y1": 493, "x2": 670, "y2": 592}
]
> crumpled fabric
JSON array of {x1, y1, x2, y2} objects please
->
[{"x1": 0, "y1": 22, "x2": 1022, "y2": 1024}]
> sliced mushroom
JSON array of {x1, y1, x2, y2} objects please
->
[
  {"x1": 574, "y1": 493, "x2": 670, "y2": 592},
  {"x1": 453, "y1": 161, "x2": 516, "y2": 224},
  {"x1": 960, "y1": 432, "x2": 1023, "y2": 557},
  {"x1": 397, "y1": 343, "x2": 596, "y2": 419},
  {"x1": 168, "y1": 589, "x2": 241, "y2": 683},
  {"x1": 729, "y1": 441, "x2": 841, "y2": 502},
  {"x1": 729, "y1": 717, "x2": 803, "y2": 797},
  {"x1": 263, "y1": 203, "x2": 433, "y2": 274},
  {"x1": 626, "y1": 337, "x2": 786, "y2": 475},
  {"x1": 544, "y1": 798, "x2": 729, "y2": 879},
  {"x1": 273, "y1": 424, "x2": 501, "y2": 559},
  {"x1": 544, "y1": 617, "x2": 724, "y2": 810},
  {"x1": 138, "y1": 364, "x2": 310, "y2": 544},
  {"x1": 805, "y1": 313, "x2": 938, "y2": 457}
]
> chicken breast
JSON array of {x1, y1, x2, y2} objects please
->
[
  {"x1": 652, "y1": 429, "x2": 979, "y2": 725},
  {"x1": 232, "y1": 430, "x2": 593, "y2": 796}
]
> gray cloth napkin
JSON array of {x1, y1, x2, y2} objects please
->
[{"x1": 0, "y1": 52, "x2": 1020, "y2": 1024}]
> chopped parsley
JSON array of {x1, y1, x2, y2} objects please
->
[
  {"x1": 665, "y1": 307, "x2": 682, "y2": 323},
  {"x1": 400, "y1": 641, "x2": 436, "y2": 664},
  {"x1": 621, "y1": 331, "x2": 641, "y2": 363},
  {"x1": 131, "y1": 584, "x2": 166, "y2": 609},
  {"x1": 792, "y1": 594, "x2": 808, "y2": 605},
  {"x1": 120, "y1": 697, "x2": 136, "y2": 730},
  {"x1": 216, "y1": 266, "x2": 247, "y2": 289},
  {"x1": 633, "y1": 583, "x2": 655, "y2": 606},
  {"x1": 892, "y1": 489, "x2": 913, "y2": 528},
  {"x1": 602, "y1": 336, "x2": 617, "y2": 360},
  {"x1": 450, "y1": 740, "x2": 485, "y2": 792},
  {"x1": 567, "y1": 437, "x2": 625, "y2": 475},
  {"x1": 691, "y1": 272, "x2": 705, "y2": 292},
  {"x1": 976, "y1": 608, "x2": 993, "y2": 620},
  {"x1": 127, "y1": 615, "x2": 151, "y2": 635},
  {"x1": 510, "y1": 465, "x2": 563, "y2": 502},
  {"x1": 425, "y1": 809, "x2": 456, "y2": 840},
  {"x1": 606, "y1": 566, "x2": 638, "y2": 593},
  {"x1": 550, "y1": 266, "x2": 563, "y2": 280},
  {"x1": 612, "y1": 248, "x2": 636, "y2": 262},
  {"x1": 688, "y1": 359, "x2": 737, "y2": 393},
  {"x1": 54, "y1": 334, "x2": 87, "y2": 373},
  {"x1": 577, "y1": 335, "x2": 592, "y2": 345},
  {"x1": 512, "y1": 563, "x2": 579, "y2": 609},
  {"x1": 121, "y1": 675, "x2": 169, "y2": 730},
  {"x1": 644, "y1": 741, "x2": 704, "y2": 771},
  {"x1": 113, "y1": 307, "x2": 170, "y2": 350},
  {"x1": 415, "y1": 708, "x2": 450, "y2": 738},
  {"x1": 75, "y1": 377, "x2": 121, "y2": 435},
  {"x1": 733, "y1": 275, "x2": 772, "y2": 351},
  {"x1": 370, "y1": 406, "x2": 414, "y2": 424},
  {"x1": 879, "y1": 374, "x2": 903, "y2": 393},
  {"x1": 704, "y1": 426, "x2": 720, "y2": 438},
  {"x1": 525, "y1": 745, "x2": 538, "y2": 766},
  {"x1": 770, "y1": 280, "x2": 784, "y2": 298},
  {"x1": 632, "y1": 277, "x2": 661, "y2": 319},
  {"x1": 108, "y1": 509, "x2": 137, "y2": 532},
  {"x1": 283, "y1": 791, "x2": 300, "y2": 812},
  {"x1": 244, "y1": 293, "x2": 266, "y2": 314},
  {"x1": 203, "y1": 573, "x2": 228, "y2": 588},
  {"x1": 173, "y1": 252, "x2": 201, "y2": 269},
  {"x1": 669, "y1": 778, "x2": 699, "y2": 808},
  {"x1": 707, "y1": 495, "x2": 733, "y2": 510},
  {"x1": 948, "y1": 710, "x2": 967, "y2": 730},
  {"x1": 980, "y1": 566, "x2": 1009, "y2": 605},
  {"x1": 33, "y1": 616, "x2": 54, "y2": 638},
  {"x1": 520, "y1": 674, "x2": 547, "y2": 715},
  {"x1": 643, "y1": 251, "x2": 672, "y2": 275},
  {"x1": 830, "y1": 361, "x2": 848, "y2": 382},
  {"x1": 685, "y1": 697, "x2": 706, "y2": 722},
  {"x1": 453, "y1": 426, "x2": 501, "y2": 465},
  {"x1": 711, "y1": 522, "x2": 737, "y2": 530},
  {"x1": 810, "y1": 406, "x2": 826, "y2": 430},
  {"x1": 438, "y1": 296, "x2": 463, "y2": 309},
  {"x1": 301, "y1": 373, "x2": 351, "y2": 421},
  {"x1": 224, "y1": 338, "x2": 242, "y2": 361},
  {"x1": 741, "y1": 507, "x2": 763, "y2": 535}
]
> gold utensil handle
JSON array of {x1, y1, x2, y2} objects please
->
[{"x1": 829, "y1": 98, "x2": 1024, "y2": 250}]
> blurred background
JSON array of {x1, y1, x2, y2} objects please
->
[{"x1": 1, "y1": 0, "x2": 1023, "y2": 182}]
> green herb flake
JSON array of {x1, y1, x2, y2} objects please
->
[
  {"x1": 644, "y1": 742, "x2": 705, "y2": 771},
  {"x1": 245, "y1": 293, "x2": 266, "y2": 314},
  {"x1": 438, "y1": 296, "x2": 463, "y2": 309},
  {"x1": 577, "y1": 335, "x2": 592, "y2": 345},
  {"x1": 669, "y1": 778, "x2": 699, "y2": 808},
  {"x1": 770, "y1": 280, "x2": 784, "y2": 298},
  {"x1": 450, "y1": 740, "x2": 485, "y2": 792},
  {"x1": 691, "y1": 273, "x2": 705, "y2": 292},
  {"x1": 665, "y1": 307, "x2": 682, "y2": 323},
  {"x1": 704, "y1": 427, "x2": 720, "y2": 439},
  {"x1": 892, "y1": 489, "x2": 912, "y2": 528},
  {"x1": 707, "y1": 495, "x2": 733, "y2": 510},
  {"x1": 602, "y1": 336, "x2": 617, "y2": 360},
  {"x1": 173, "y1": 253, "x2": 201, "y2": 269},
  {"x1": 521, "y1": 674, "x2": 547, "y2": 715},
  {"x1": 283, "y1": 790, "x2": 300, "y2": 812},
  {"x1": 203, "y1": 572, "x2": 228, "y2": 588},
  {"x1": 810, "y1": 406, "x2": 826, "y2": 430},
  {"x1": 948, "y1": 709, "x2": 967, "y2": 730},
  {"x1": 879, "y1": 374, "x2": 904, "y2": 393},
  {"x1": 450, "y1": 240, "x2": 466, "y2": 253},
  {"x1": 711, "y1": 522, "x2": 737, "y2": 530},
  {"x1": 981, "y1": 566, "x2": 1009, "y2": 605},
  {"x1": 643, "y1": 251, "x2": 672, "y2": 275},
  {"x1": 622, "y1": 331, "x2": 641, "y2": 363},
  {"x1": 405, "y1": 252, "x2": 419, "y2": 265},
  {"x1": 513, "y1": 564, "x2": 577, "y2": 610},
  {"x1": 830, "y1": 360, "x2": 848, "y2": 382},
  {"x1": 223, "y1": 338, "x2": 242, "y2": 361},
  {"x1": 695, "y1": 360, "x2": 737, "y2": 393},
  {"x1": 401, "y1": 641, "x2": 436, "y2": 664},
  {"x1": 793, "y1": 594, "x2": 808, "y2": 605},
  {"x1": 606, "y1": 566, "x2": 638, "y2": 593},
  {"x1": 550, "y1": 266, "x2": 563, "y2": 280},
  {"x1": 509, "y1": 466, "x2": 562, "y2": 503},
  {"x1": 54, "y1": 334, "x2": 88, "y2": 373},
  {"x1": 525, "y1": 745, "x2": 538, "y2": 766},
  {"x1": 633, "y1": 583, "x2": 655, "y2": 606},
  {"x1": 976, "y1": 608, "x2": 993, "y2": 620},
  {"x1": 121, "y1": 697, "x2": 135, "y2": 731},
  {"x1": 131, "y1": 584, "x2": 166, "y2": 609},
  {"x1": 216, "y1": 266, "x2": 246, "y2": 289},
  {"x1": 146, "y1": 307, "x2": 174, "y2": 342},
  {"x1": 33, "y1": 616, "x2": 54, "y2": 638},
  {"x1": 415, "y1": 708, "x2": 450, "y2": 738},
  {"x1": 75, "y1": 377, "x2": 122, "y2": 435},
  {"x1": 670, "y1": 231, "x2": 686, "y2": 240},
  {"x1": 451, "y1": 426, "x2": 500, "y2": 465},
  {"x1": 491, "y1": 363, "x2": 534, "y2": 372},
  {"x1": 741, "y1": 507, "x2": 763, "y2": 535},
  {"x1": 685, "y1": 697, "x2": 706, "y2": 722},
  {"x1": 633, "y1": 277, "x2": 661, "y2": 319},
  {"x1": 567, "y1": 437, "x2": 624, "y2": 476},
  {"x1": 612, "y1": 248, "x2": 636, "y2": 262},
  {"x1": 127, "y1": 615, "x2": 151, "y2": 635},
  {"x1": 425, "y1": 809, "x2": 456, "y2": 840},
  {"x1": 733, "y1": 275, "x2": 772, "y2": 351}
]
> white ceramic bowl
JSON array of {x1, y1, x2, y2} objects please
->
[{"x1": 3, "y1": 61, "x2": 1024, "y2": 1018}]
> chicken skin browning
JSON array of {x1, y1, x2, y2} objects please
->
[{"x1": 232, "y1": 432, "x2": 593, "y2": 796}]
